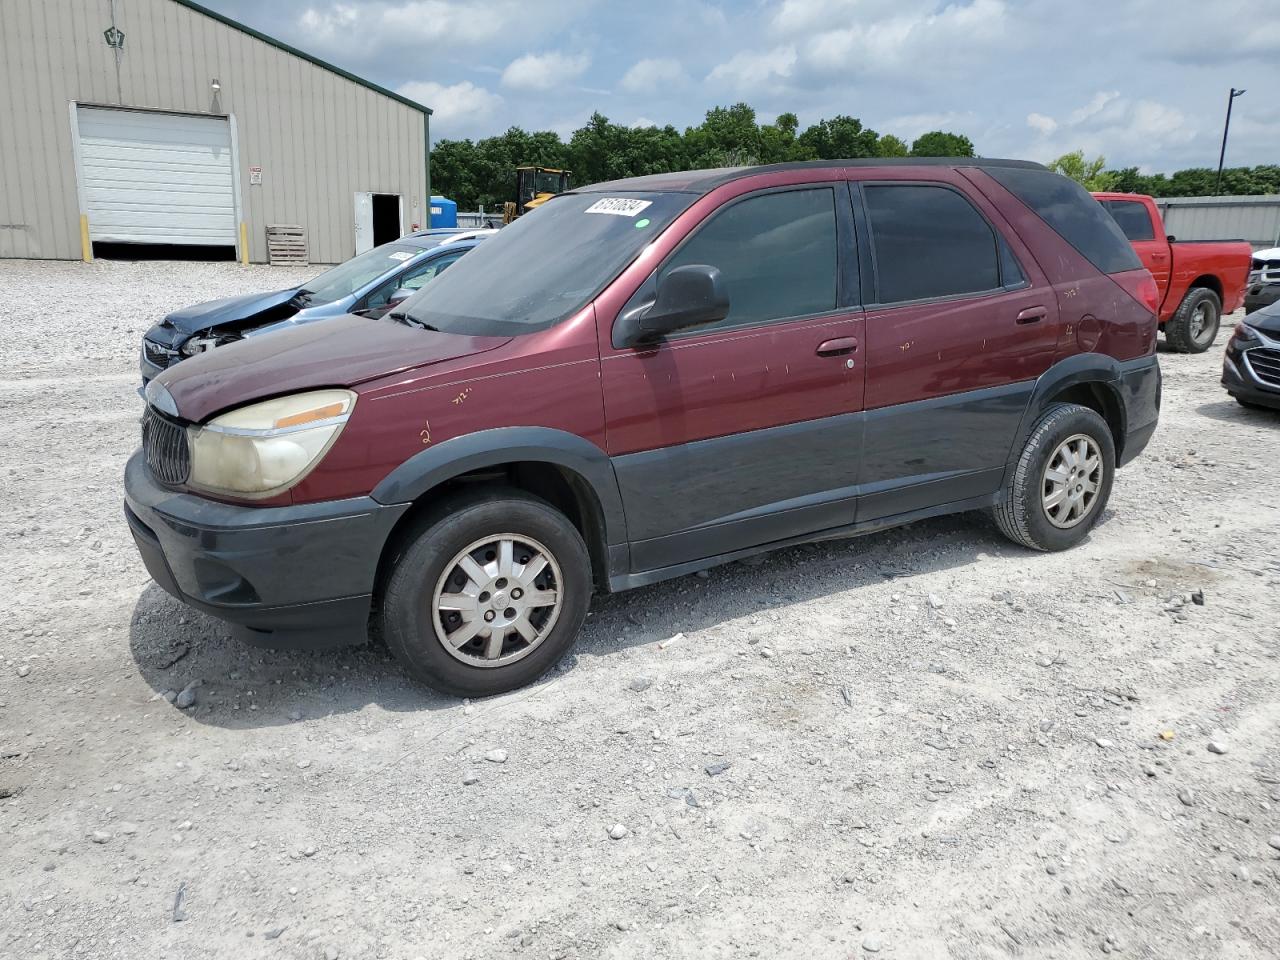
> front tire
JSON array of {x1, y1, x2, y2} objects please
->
[
  {"x1": 1164, "y1": 287, "x2": 1221, "y2": 354},
  {"x1": 992, "y1": 403, "x2": 1116, "y2": 552},
  {"x1": 381, "y1": 490, "x2": 591, "y2": 697}
]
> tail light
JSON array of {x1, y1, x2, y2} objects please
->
[{"x1": 1111, "y1": 269, "x2": 1160, "y2": 316}]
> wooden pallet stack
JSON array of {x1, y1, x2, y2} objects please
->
[{"x1": 265, "y1": 224, "x2": 308, "y2": 266}]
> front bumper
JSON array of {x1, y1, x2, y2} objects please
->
[
  {"x1": 1222, "y1": 344, "x2": 1280, "y2": 410},
  {"x1": 1244, "y1": 283, "x2": 1280, "y2": 315},
  {"x1": 124, "y1": 451, "x2": 409, "y2": 649}
]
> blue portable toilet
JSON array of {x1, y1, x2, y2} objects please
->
[{"x1": 429, "y1": 196, "x2": 458, "y2": 228}]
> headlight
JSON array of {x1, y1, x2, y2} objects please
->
[
  {"x1": 1231, "y1": 322, "x2": 1263, "y2": 345},
  {"x1": 187, "y1": 389, "x2": 355, "y2": 498}
]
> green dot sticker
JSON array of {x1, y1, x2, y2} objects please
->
[{"x1": 634, "y1": 218, "x2": 650, "y2": 229}]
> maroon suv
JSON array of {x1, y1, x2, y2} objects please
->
[{"x1": 126, "y1": 158, "x2": 1161, "y2": 696}]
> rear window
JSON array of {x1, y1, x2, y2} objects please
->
[
  {"x1": 986, "y1": 167, "x2": 1141, "y2": 275},
  {"x1": 1101, "y1": 199, "x2": 1156, "y2": 242}
]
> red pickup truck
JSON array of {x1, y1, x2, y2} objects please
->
[{"x1": 1094, "y1": 192, "x2": 1251, "y2": 353}]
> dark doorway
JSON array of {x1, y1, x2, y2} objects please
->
[
  {"x1": 94, "y1": 242, "x2": 236, "y2": 262},
  {"x1": 372, "y1": 194, "x2": 401, "y2": 246}
]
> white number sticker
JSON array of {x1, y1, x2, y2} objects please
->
[
  {"x1": 387, "y1": 251, "x2": 414, "y2": 262},
  {"x1": 585, "y1": 197, "x2": 653, "y2": 217}
]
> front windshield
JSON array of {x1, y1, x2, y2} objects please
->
[
  {"x1": 400, "y1": 192, "x2": 693, "y2": 336},
  {"x1": 303, "y1": 243, "x2": 424, "y2": 303}
]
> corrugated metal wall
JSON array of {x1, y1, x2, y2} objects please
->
[
  {"x1": 1154, "y1": 196, "x2": 1280, "y2": 250},
  {"x1": 0, "y1": 0, "x2": 429, "y2": 263}
]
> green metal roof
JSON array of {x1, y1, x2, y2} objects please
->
[{"x1": 170, "y1": 0, "x2": 433, "y2": 115}]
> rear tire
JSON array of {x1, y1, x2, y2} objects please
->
[
  {"x1": 992, "y1": 403, "x2": 1116, "y2": 552},
  {"x1": 1164, "y1": 287, "x2": 1221, "y2": 354},
  {"x1": 381, "y1": 490, "x2": 591, "y2": 697}
]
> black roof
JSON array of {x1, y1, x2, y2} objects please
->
[{"x1": 578, "y1": 157, "x2": 1048, "y2": 195}]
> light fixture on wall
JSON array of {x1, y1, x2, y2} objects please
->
[{"x1": 210, "y1": 78, "x2": 221, "y2": 93}]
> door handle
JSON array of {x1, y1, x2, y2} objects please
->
[
  {"x1": 816, "y1": 337, "x2": 859, "y2": 356},
  {"x1": 1016, "y1": 306, "x2": 1048, "y2": 324}
]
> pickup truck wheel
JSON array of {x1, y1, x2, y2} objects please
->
[
  {"x1": 381, "y1": 491, "x2": 591, "y2": 697},
  {"x1": 1164, "y1": 287, "x2": 1222, "y2": 354},
  {"x1": 992, "y1": 403, "x2": 1115, "y2": 552}
]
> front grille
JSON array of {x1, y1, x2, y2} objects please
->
[
  {"x1": 1251, "y1": 259, "x2": 1280, "y2": 284},
  {"x1": 142, "y1": 407, "x2": 191, "y2": 486},
  {"x1": 1245, "y1": 347, "x2": 1280, "y2": 388},
  {"x1": 143, "y1": 338, "x2": 177, "y2": 369}
]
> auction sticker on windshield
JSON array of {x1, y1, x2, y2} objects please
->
[
  {"x1": 585, "y1": 197, "x2": 653, "y2": 217},
  {"x1": 387, "y1": 251, "x2": 415, "y2": 262}
]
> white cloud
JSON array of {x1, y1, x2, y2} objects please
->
[
  {"x1": 620, "y1": 58, "x2": 686, "y2": 94},
  {"x1": 501, "y1": 51, "x2": 591, "y2": 91},
  {"x1": 1068, "y1": 91, "x2": 1122, "y2": 126},
  {"x1": 631, "y1": 117, "x2": 658, "y2": 129},
  {"x1": 1026, "y1": 112, "x2": 1058, "y2": 136},
  {"x1": 398, "y1": 80, "x2": 503, "y2": 125},
  {"x1": 801, "y1": 0, "x2": 1007, "y2": 73},
  {"x1": 706, "y1": 45, "x2": 797, "y2": 91},
  {"x1": 1018, "y1": 91, "x2": 1198, "y2": 165},
  {"x1": 301, "y1": 0, "x2": 517, "y2": 48}
]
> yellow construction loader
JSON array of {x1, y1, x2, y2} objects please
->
[{"x1": 502, "y1": 166, "x2": 571, "y2": 224}]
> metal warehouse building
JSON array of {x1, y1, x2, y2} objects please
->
[{"x1": 0, "y1": 0, "x2": 431, "y2": 264}]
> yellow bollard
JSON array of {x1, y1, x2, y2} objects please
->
[
  {"x1": 239, "y1": 222, "x2": 249, "y2": 266},
  {"x1": 80, "y1": 214, "x2": 93, "y2": 262}
]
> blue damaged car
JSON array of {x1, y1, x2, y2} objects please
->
[{"x1": 139, "y1": 228, "x2": 494, "y2": 385}]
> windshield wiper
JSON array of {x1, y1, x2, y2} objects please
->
[
  {"x1": 389, "y1": 311, "x2": 439, "y2": 332},
  {"x1": 292, "y1": 289, "x2": 315, "y2": 305}
]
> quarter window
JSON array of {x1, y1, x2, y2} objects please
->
[
  {"x1": 864, "y1": 184, "x2": 1000, "y2": 304},
  {"x1": 658, "y1": 187, "x2": 838, "y2": 330}
]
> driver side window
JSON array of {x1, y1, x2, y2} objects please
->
[
  {"x1": 654, "y1": 187, "x2": 838, "y2": 333},
  {"x1": 366, "y1": 253, "x2": 463, "y2": 309}
]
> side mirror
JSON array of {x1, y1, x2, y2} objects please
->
[
  {"x1": 1166, "y1": 234, "x2": 1176, "y2": 243},
  {"x1": 614, "y1": 264, "x2": 729, "y2": 348},
  {"x1": 386, "y1": 287, "x2": 415, "y2": 308}
]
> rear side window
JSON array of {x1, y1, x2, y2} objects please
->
[
  {"x1": 986, "y1": 167, "x2": 1142, "y2": 274},
  {"x1": 660, "y1": 187, "x2": 838, "y2": 330},
  {"x1": 1101, "y1": 199, "x2": 1156, "y2": 242},
  {"x1": 864, "y1": 184, "x2": 1000, "y2": 303}
]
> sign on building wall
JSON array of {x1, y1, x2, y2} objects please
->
[{"x1": 249, "y1": 165, "x2": 263, "y2": 185}]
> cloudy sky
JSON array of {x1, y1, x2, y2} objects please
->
[{"x1": 201, "y1": 0, "x2": 1278, "y2": 173}]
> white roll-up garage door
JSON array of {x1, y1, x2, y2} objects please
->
[{"x1": 75, "y1": 107, "x2": 236, "y2": 246}]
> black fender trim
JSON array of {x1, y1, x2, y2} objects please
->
[
  {"x1": 369, "y1": 427, "x2": 629, "y2": 548},
  {"x1": 1005, "y1": 353, "x2": 1128, "y2": 468}
]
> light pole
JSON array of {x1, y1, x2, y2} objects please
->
[{"x1": 1215, "y1": 87, "x2": 1246, "y2": 194}]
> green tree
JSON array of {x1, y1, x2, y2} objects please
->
[
  {"x1": 1048, "y1": 150, "x2": 1118, "y2": 191},
  {"x1": 875, "y1": 134, "x2": 909, "y2": 158},
  {"x1": 793, "y1": 115, "x2": 879, "y2": 160},
  {"x1": 684, "y1": 103, "x2": 763, "y2": 168},
  {"x1": 910, "y1": 131, "x2": 975, "y2": 157},
  {"x1": 758, "y1": 112, "x2": 799, "y2": 164}
]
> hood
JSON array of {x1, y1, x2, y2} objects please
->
[
  {"x1": 156, "y1": 313, "x2": 511, "y2": 422},
  {"x1": 164, "y1": 288, "x2": 302, "y2": 334},
  {"x1": 1246, "y1": 299, "x2": 1280, "y2": 335},
  {"x1": 1252, "y1": 247, "x2": 1280, "y2": 263}
]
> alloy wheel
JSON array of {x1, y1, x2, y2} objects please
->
[{"x1": 1189, "y1": 301, "x2": 1216, "y2": 345}]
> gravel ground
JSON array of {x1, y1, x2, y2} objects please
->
[{"x1": 2, "y1": 258, "x2": 1279, "y2": 960}]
